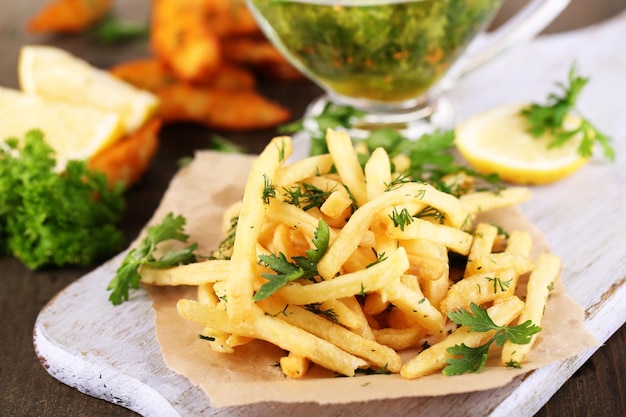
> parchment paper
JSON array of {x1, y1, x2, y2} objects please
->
[{"x1": 142, "y1": 150, "x2": 598, "y2": 408}]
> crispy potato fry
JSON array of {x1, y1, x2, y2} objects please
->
[
  {"x1": 274, "y1": 154, "x2": 334, "y2": 187},
  {"x1": 178, "y1": 299, "x2": 368, "y2": 376},
  {"x1": 139, "y1": 259, "x2": 230, "y2": 286},
  {"x1": 440, "y1": 268, "x2": 519, "y2": 315},
  {"x1": 226, "y1": 136, "x2": 292, "y2": 322},
  {"x1": 27, "y1": 0, "x2": 112, "y2": 34},
  {"x1": 373, "y1": 326, "x2": 426, "y2": 351},
  {"x1": 365, "y1": 147, "x2": 392, "y2": 200},
  {"x1": 326, "y1": 130, "x2": 368, "y2": 207},
  {"x1": 380, "y1": 275, "x2": 446, "y2": 336},
  {"x1": 88, "y1": 118, "x2": 161, "y2": 188},
  {"x1": 259, "y1": 297, "x2": 401, "y2": 372},
  {"x1": 460, "y1": 187, "x2": 531, "y2": 214},
  {"x1": 280, "y1": 352, "x2": 310, "y2": 378},
  {"x1": 501, "y1": 253, "x2": 561, "y2": 365},
  {"x1": 157, "y1": 84, "x2": 290, "y2": 131}
]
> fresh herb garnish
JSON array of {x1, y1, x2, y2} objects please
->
[
  {"x1": 388, "y1": 207, "x2": 414, "y2": 231},
  {"x1": 0, "y1": 130, "x2": 125, "y2": 269},
  {"x1": 443, "y1": 302, "x2": 541, "y2": 376},
  {"x1": 209, "y1": 134, "x2": 247, "y2": 154},
  {"x1": 282, "y1": 183, "x2": 333, "y2": 211},
  {"x1": 262, "y1": 174, "x2": 277, "y2": 204},
  {"x1": 254, "y1": 219, "x2": 330, "y2": 301},
  {"x1": 521, "y1": 64, "x2": 615, "y2": 161},
  {"x1": 107, "y1": 212, "x2": 198, "y2": 305},
  {"x1": 304, "y1": 303, "x2": 339, "y2": 323},
  {"x1": 91, "y1": 14, "x2": 149, "y2": 44}
]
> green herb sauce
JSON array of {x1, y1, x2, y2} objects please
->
[{"x1": 248, "y1": 0, "x2": 503, "y2": 103}]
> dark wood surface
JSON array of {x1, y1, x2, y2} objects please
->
[{"x1": 1, "y1": 1, "x2": 624, "y2": 416}]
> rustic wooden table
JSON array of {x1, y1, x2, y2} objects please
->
[{"x1": 1, "y1": 1, "x2": 624, "y2": 416}]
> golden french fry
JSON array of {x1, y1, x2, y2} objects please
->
[
  {"x1": 274, "y1": 154, "x2": 334, "y2": 186},
  {"x1": 401, "y1": 239, "x2": 449, "y2": 282},
  {"x1": 381, "y1": 214, "x2": 473, "y2": 255},
  {"x1": 501, "y1": 253, "x2": 561, "y2": 365},
  {"x1": 259, "y1": 297, "x2": 401, "y2": 372},
  {"x1": 178, "y1": 298, "x2": 368, "y2": 376},
  {"x1": 139, "y1": 259, "x2": 230, "y2": 286},
  {"x1": 326, "y1": 129, "x2": 368, "y2": 207},
  {"x1": 459, "y1": 187, "x2": 531, "y2": 214},
  {"x1": 504, "y1": 230, "x2": 533, "y2": 257},
  {"x1": 280, "y1": 352, "x2": 310, "y2": 378},
  {"x1": 440, "y1": 268, "x2": 519, "y2": 315},
  {"x1": 380, "y1": 275, "x2": 446, "y2": 337},
  {"x1": 266, "y1": 199, "x2": 338, "y2": 243},
  {"x1": 373, "y1": 326, "x2": 426, "y2": 351},
  {"x1": 464, "y1": 252, "x2": 534, "y2": 277},
  {"x1": 401, "y1": 296, "x2": 524, "y2": 378},
  {"x1": 467, "y1": 222, "x2": 498, "y2": 262},
  {"x1": 365, "y1": 147, "x2": 392, "y2": 200},
  {"x1": 226, "y1": 136, "x2": 292, "y2": 322}
]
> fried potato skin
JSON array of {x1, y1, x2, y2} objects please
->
[
  {"x1": 110, "y1": 58, "x2": 256, "y2": 93},
  {"x1": 27, "y1": 0, "x2": 112, "y2": 34},
  {"x1": 157, "y1": 84, "x2": 290, "y2": 131},
  {"x1": 89, "y1": 118, "x2": 162, "y2": 188}
]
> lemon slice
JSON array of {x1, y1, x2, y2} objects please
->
[
  {"x1": 0, "y1": 86, "x2": 124, "y2": 169},
  {"x1": 18, "y1": 45, "x2": 158, "y2": 134},
  {"x1": 455, "y1": 103, "x2": 588, "y2": 185}
]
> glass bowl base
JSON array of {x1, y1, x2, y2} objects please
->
[{"x1": 304, "y1": 94, "x2": 455, "y2": 140}]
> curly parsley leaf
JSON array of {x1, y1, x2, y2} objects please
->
[
  {"x1": 107, "y1": 212, "x2": 198, "y2": 305},
  {"x1": 521, "y1": 63, "x2": 615, "y2": 161},
  {"x1": 254, "y1": 219, "x2": 329, "y2": 301},
  {"x1": 0, "y1": 130, "x2": 125, "y2": 269},
  {"x1": 443, "y1": 302, "x2": 541, "y2": 376}
]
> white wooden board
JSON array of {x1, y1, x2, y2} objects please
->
[{"x1": 34, "y1": 11, "x2": 626, "y2": 417}]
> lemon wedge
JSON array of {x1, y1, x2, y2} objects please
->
[
  {"x1": 455, "y1": 103, "x2": 588, "y2": 185},
  {"x1": 18, "y1": 45, "x2": 158, "y2": 134},
  {"x1": 0, "y1": 86, "x2": 124, "y2": 169}
]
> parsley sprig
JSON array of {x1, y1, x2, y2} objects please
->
[
  {"x1": 254, "y1": 219, "x2": 330, "y2": 301},
  {"x1": 107, "y1": 212, "x2": 198, "y2": 305},
  {"x1": 521, "y1": 64, "x2": 615, "y2": 161},
  {"x1": 443, "y1": 303, "x2": 541, "y2": 376}
]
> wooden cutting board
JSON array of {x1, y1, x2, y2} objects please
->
[{"x1": 34, "y1": 11, "x2": 626, "y2": 417}]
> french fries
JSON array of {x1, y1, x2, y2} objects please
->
[{"x1": 142, "y1": 129, "x2": 559, "y2": 379}]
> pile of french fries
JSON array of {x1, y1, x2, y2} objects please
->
[
  {"x1": 139, "y1": 129, "x2": 560, "y2": 379},
  {"x1": 28, "y1": 0, "x2": 300, "y2": 131}
]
